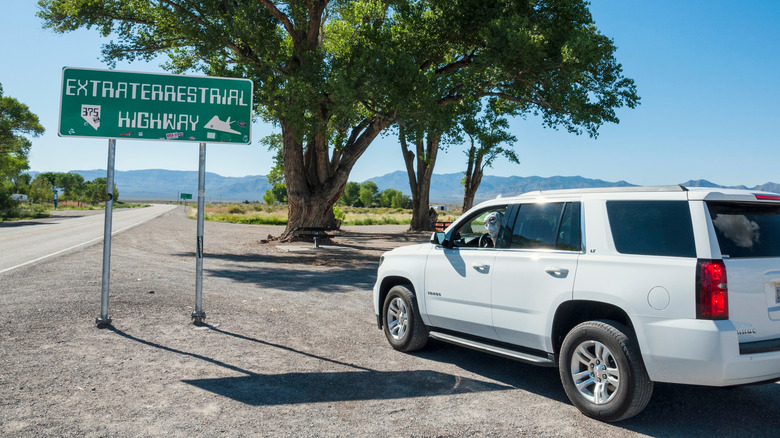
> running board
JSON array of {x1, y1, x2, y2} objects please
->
[{"x1": 429, "y1": 331, "x2": 556, "y2": 367}]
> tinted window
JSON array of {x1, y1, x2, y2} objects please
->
[
  {"x1": 607, "y1": 201, "x2": 695, "y2": 257},
  {"x1": 508, "y1": 202, "x2": 581, "y2": 251},
  {"x1": 557, "y1": 202, "x2": 582, "y2": 251},
  {"x1": 707, "y1": 202, "x2": 780, "y2": 258}
]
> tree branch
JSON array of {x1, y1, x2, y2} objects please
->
[
  {"x1": 435, "y1": 50, "x2": 477, "y2": 75},
  {"x1": 257, "y1": 0, "x2": 301, "y2": 50}
]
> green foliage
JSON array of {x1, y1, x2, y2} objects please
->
[
  {"x1": 0, "y1": 201, "x2": 50, "y2": 222},
  {"x1": 206, "y1": 212, "x2": 287, "y2": 225},
  {"x1": 263, "y1": 189, "x2": 276, "y2": 205},
  {"x1": 10, "y1": 172, "x2": 31, "y2": 194},
  {"x1": 29, "y1": 175, "x2": 53, "y2": 203},
  {"x1": 0, "y1": 185, "x2": 19, "y2": 218},
  {"x1": 55, "y1": 172, "x2": 85, "y2": 201},
  {"x1": 461, "y1": 99, "x2": 519, "y2": 169},
  {"x1": 262, "y1": 134, "x2": 285, "y2": 187},
  {"x1": 333, "y1": 205, "x2": 346, "y2": 222},
  {"x1": 359, "y1": 181, "x2": 379, "y2": 208},
  {"x1": 377, "y1": 188, "x2": 412, "y2": 209},
  {"x1": 339, "y1": 181, "x2": 412, "y2": 208},
  {"x1": 340, "y1": 181, "x2": 361, "y2": 206},
  {"x1": 0, "y1": 83, "x2": 45, "y2": 217},
  {"x1": 82, "y1": 177, "x2": 119, "y2": 204},
  {"x1": 344, "y1": 216, "x2": 408, "y2": 226},
  {"x1": 271, "y1": 183, "x2": 287, "y2": 203},
  {"x1": 228, "y1": 204, "x2": 246, "y2": 214}
]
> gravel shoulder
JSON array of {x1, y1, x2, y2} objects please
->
[{"x1": 1, "y1": 206, "x2": 779, "y2": 437}]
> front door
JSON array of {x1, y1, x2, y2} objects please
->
[{"x1": 424, "y1": 206, "x2": 509, "y2": 340}]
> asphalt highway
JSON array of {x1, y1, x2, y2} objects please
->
[{"x1": 0, "y1": 204, "x2": 176, "y2": 274}]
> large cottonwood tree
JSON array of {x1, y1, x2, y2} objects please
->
[
  {"x1": 38, "y1": 0, "x2": 638, "y2": 236},
  {"x1": 390, "y1": 1, "x2": 640, "y2": 229}
]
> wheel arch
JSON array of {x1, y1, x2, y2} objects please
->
[
  {"x1": 376, "y1": 276, "x2": 417, "y2": 329},
  {"x1": 552, "y1": 300, "x2": 636, "y2": 356}
]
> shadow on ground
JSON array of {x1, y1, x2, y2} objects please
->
[
  {"x1": 108, "y1": 325, "x2": 511, "y2": 406},
  {"x1": 416, "y1": 340, "x2": 780, "y2": 436},
  {"x1": 184, "y1": 369, "x2": 509, "y2": 406},
  {"x1": 172, "y1": 251, "x2": 379, "y2": 293}
]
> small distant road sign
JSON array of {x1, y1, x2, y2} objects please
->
[
  {"x1": 59, "y1": 67, "x2": 253, "y2": 144},
  {"x1": 180, "y1": 193, "x2": 193, "y2": 200}
]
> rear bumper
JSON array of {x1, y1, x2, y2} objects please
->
[{"x1": 636, "y1": 316, "x2": 780, "y2": 386}]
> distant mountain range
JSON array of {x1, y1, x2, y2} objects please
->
[
  {"x1": 66, "y1": 169, "x2": 271, "y2": 202},
  {"x1": 42, "y1": 169, "x2": 780, "y2": 204}
]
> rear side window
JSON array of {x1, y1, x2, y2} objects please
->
[
  {"x1": 607, "y1": 201, "x2": 696, "y2": 257},
  {"x1": 707, "y1": 202, "x2": 780, "y2": 258}
]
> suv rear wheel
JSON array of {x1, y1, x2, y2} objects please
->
[
  {"x1": 382, "y1": 285, "x2": 429, "y2": 352},
  {"x1": 559, "y1": 320, "x2": 653, "y2": 422}
]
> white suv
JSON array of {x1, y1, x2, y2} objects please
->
[{"x1": 372, "y1": 186, "x2": 780, "y2": 422}]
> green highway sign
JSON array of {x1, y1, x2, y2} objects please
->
[
  {"x1": 59, "y1": 67, "x2": 253, "y2": 144},
  {"x1": 180, "y1": 193, "x2": 193, "y2": 200}
]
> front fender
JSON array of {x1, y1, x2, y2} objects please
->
[{"x1": 373, "y1": 244, "x2": 433, "y2": 325}]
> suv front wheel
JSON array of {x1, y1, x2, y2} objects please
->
[
  {"x1": 559, "y1": 320, "x2": 654, "y2": 422},
  {"x1": 382, "y1": 285, "x2": 429, "y2": 352}
]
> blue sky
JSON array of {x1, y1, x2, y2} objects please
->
[{"x1": 1, "y1": 1, "x2": 779, "y2": 187}]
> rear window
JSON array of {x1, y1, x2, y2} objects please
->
[
  {"x1": 607, "y1": 201, "x2": 696, "y2": 257},
  {"x1": 707, "y1": 202, "x2": 780, "y2": 258}
]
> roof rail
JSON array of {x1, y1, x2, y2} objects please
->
[{"x1": 522, "y1": 185, "x2": 689, "y2": 196}]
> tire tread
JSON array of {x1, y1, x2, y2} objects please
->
[
  {"x1": 383, "y1": 285, "x2": 429, "y2": 352},
  {"x1": 559, "y1": 319, "x2": 654, "y2": 422}
]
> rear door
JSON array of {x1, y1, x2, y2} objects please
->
[{"x1": 706, "y1": 201, "x2": 780, "y2": 346}]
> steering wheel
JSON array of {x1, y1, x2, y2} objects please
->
[{"x1": 478, "y1": 233, "x2": 494, "y2": 248}]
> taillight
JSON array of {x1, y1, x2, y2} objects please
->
[
  {"x1": 696, "y1": 259, "x2": 728, "y2": 320},
  {"x1": 755, "y1": 194, "x2": 780, "y2": 200}
]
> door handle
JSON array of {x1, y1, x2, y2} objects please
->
[
  {"x1": 545, "y1": 267, "x2": 569, "y2": 278},
  {"x1": 472, "y1": 264, "x2": 490, "y2": 271}
]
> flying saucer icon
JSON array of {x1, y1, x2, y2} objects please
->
[{"x1": 204, "y1": 115, "x2": 240, "y2": 135}]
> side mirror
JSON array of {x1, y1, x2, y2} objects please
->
[{"x1": 431, "y1": 232, "x2": 451, "y2": 248}]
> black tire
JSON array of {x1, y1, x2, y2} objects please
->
[
  {"x1": 382, "y1": 285, "x2": 429, "y2": 352},
  {"x1": 558, "y1": 320, "x2": 654, "y2": 422}
]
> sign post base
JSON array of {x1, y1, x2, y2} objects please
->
[{"x1": 191, "y1": 311, "x2": 206, "y2": 325}]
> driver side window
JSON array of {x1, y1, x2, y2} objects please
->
[{"x1": 450, "y1": 206, "x2": 509, "y2": 249}]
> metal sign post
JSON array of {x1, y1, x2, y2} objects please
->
[
  {"x1": 58, "y1": 67, "x2": 253, "y2": 326},
  {"x1": 96, "y1": 139, "x2": 116, "y2": 327},
  {"x1": 191, "y1": 143, "x2": 207, "y2": 324}
]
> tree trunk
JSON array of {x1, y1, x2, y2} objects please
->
[
  {"x1": 279, "y1": 117, "x2": 388, "y2": 241},
  {"x1": 462, "y1": 166, "x2": 483, "y2": 212},
  {"x1": 462, "y1": 141, "x2": 485, "y2": 212},
  {"x1": 402, "y1": 129, "x2": 440, "y2": 231}
]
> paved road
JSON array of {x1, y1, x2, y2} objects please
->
[{"x1": 0, "y1": 204, "x2": 177, "y2": 273}]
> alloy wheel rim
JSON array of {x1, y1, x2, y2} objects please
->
[
  {"x1": 387, "y1": 297, "x2": 409, "y2": 341},
  {"x1": 569, "y1": 340, "x2": 620, "y2": 404}
]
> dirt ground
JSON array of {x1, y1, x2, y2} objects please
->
[{"x1": 1, "y1": 206, "x2": 779, "y2": 437}]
